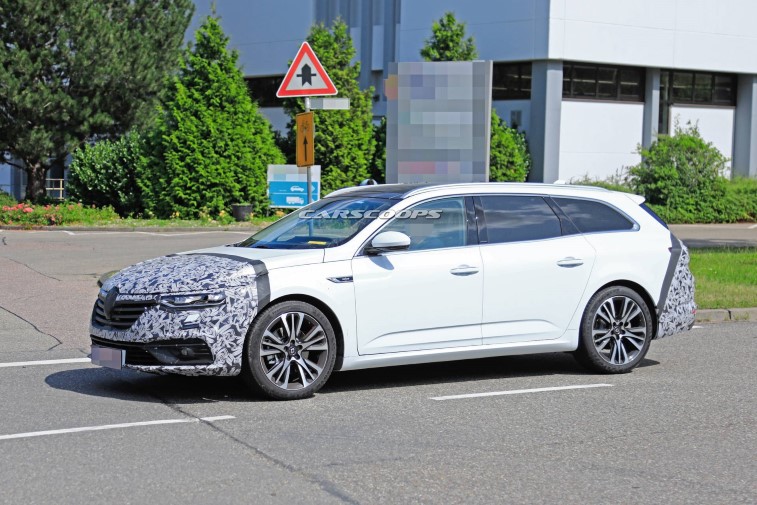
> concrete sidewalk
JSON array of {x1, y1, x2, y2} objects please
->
[{"x1": 670, "y1": 223, "x2": 757, "y2": 248}]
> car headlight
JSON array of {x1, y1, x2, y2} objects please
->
[{"x1": 160, "y1": 292, "x2": 226, "y2": 310}]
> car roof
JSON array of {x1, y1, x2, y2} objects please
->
[
  {"x1": 327, "y1": 182, "x2": 630, "y2": 199},
  {"x1": 326, "y1": 184, "x2": 432, "y2": 200}
]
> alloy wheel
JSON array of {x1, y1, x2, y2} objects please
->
[
  {"x1": 591, "y1": 296, "x2": 648, "y2": 365},
  {"x1": 259, "y1": 311, "x2": 330, "y2": 390}
]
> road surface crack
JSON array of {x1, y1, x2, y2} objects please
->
[
  {"x1": 0, "y1": 304, "x2": 63, "y2": 348},
  {"x1": 125, "y1": 380, "x2": 359, "y2": 505},
  {"x1": 2, "y1": 256, "x2": 61, "y2": 281}
]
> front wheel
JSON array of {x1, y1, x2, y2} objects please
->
[
  {"x1": 242, "y1": 301, "x2": 337, "y2": 400},
  {"x1": 574, "y1": 286, "x2": 653, "y2": 374}
]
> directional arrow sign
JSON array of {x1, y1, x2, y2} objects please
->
[
  {"x1": 296, "y1": 111, "x2": 314, "y2": 167},
  {"x1": 277, "y1": 42, "x2": 337, "y2": 97}
]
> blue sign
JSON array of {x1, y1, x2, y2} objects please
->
[{"x1": 269, "y1": 181, "x2": 319, "y2": 208}]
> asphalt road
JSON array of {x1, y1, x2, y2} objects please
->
[
  {"x1": 669, "y1": 223, "x2": 757, "y2": 248},
  {"x1": 0, "y1": 230, "x2": 755, "y2": 504}
]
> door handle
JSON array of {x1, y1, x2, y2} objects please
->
[
  {"x1": 557, "y1": 257, "x2": 584, "y2": 268},
  {"x1": 450, "y1": 265, "x2": 480, "y2": 276}
]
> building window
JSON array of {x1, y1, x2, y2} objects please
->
[
  {"x1": 658, "y1": 70, "x2": 737, "y2": 134},
  {"x1": 245, "y1": 76, "x2": 284, "y2": 108},
  {"x1": 492, "y1": 63, "x2": 531, "y2": 100},
  {"x1": 562, "y1": 63, "x2": 644, "y2": 102},
  {"x1": 661, "y1": 70, "x2": 736, "y2": 106}
]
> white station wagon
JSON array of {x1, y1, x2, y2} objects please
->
[{"x1": 91, "y1": 183, "x2": 696, "y2": 400}]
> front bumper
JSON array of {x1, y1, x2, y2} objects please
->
[{"x1": 89, "y1": 285, "x2": 259, "y2": 376}]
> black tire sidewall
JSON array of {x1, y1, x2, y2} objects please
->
[
  {"x1": 243, "y1": 300, "x2": 337, "y2": 400},
  {"x1": 577, "y1": 286, "x2": 653, "y2": 374}
]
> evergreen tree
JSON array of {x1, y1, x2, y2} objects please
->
[
  {"x1": 420, "y1": 12, "x2": 478, "y2": 62},
  {"x1": 420, "y1": 11, "x2": 531, "y2": 181},
  {"x1": 0, "y1": 0, "x2": 193, "y2": 201},
  {"x1": 283, "y1": 20, "x2": 375, "y2": 195},
  {"x1": 145, "y1": 14, "x2": 284, "y2": 218}
]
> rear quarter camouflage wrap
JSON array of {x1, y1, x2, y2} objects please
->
[
  {"x1": 90, "y1": 253, "x2": 269, "y2": 376},
  {"x1": 656, "y1": 238, "x2": 696, "y2": 339}
]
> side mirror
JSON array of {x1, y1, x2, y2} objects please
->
[{"x1": 365, "y1": 231, "x2": 411, "y2": 255}]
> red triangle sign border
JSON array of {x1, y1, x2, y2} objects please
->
[{"x1": 276, "y1": 41, "x2": 338, "y2": 98}]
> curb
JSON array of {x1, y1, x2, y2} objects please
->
[{"x1": 695, "y1": 308, "x2": 757, "y2": 323}]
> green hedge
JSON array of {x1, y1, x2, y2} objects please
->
[
  {"x1": 68, "y1": 132, "x2": 146, "y2": 217},
  {"x1": 648, "y1": 177, "x2": 757, "y2": 224},
  {"x1": 574, "y1": 124, "x2": 757, "y2": 224}
]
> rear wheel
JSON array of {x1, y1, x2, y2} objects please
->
[
  {"x1": 575, "y1": 286, "x2": 652, "y2": 373},
  {"x1": 242, "y1": 300, "x2": 337, "y2": 400}
]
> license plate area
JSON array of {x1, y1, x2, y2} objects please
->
[{"x1": 91, "y1": 345, "x2": 125, "y2": 369}]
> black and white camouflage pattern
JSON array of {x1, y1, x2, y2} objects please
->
[
  {"x1": 100, "y1": 254, "x2": 259, "y2": 294},
  {"x1": 91, "y1": 254, "x2": 264, "y2": 376},
  {"x1": 657, "y1": 245, "x2": 696, "y2": 339}
]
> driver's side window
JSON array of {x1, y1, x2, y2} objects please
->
[{"x1": 380, "y1": 197, "x2": 467, "y2": 251}]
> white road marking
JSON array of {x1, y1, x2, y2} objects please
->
[
  {"x1": 0, "y1": 415, "x2": 235, "y2": 442},
  {"x1": 749, "y1": 224, "x2": 757, "y2": 229},
  {"x1": 0, "y1": 358, "x2": 92, "y2": 368},
  {"x1": 692, "y1": 325, "x2": 703, "y2": 329},
  {"x1": 430, "y1": 383, "x2": 613, "y2": 401}
]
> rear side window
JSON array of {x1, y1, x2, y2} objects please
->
[
  {"x1": 480, "y1": 195, "x2": 562, "y2": 244},
  {"x1": 552, "y1": 197, "x2": 635, "y2": 233}
]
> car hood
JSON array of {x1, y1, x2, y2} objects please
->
[
  {"x1": 101, "y1": 247, "x2": 324, "y2": 295},
  {"x1": 187, "y1": 245, "x2": 325, "y2": 271}
]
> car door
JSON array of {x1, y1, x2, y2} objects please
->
[
  {"x1": 352, "y1": 196, "x2": 483, "y2": 355},
  {"x1": 477, "y1": 194, "x2": 596, "y2": 343}
]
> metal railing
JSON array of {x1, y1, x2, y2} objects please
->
[{"x1": 45, "y1": 178, "x2": 65, "y2": 200}]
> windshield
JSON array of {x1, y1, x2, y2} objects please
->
[{"x1": 237, "y1": 197, "x2": 393, "y2": 249}]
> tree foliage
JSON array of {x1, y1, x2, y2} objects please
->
[
  {"x1": 420, "y1": 12, "x2": 530, "y2": 181},
  {"x1": 420, "y1": 12, "x2": 478, "y2": 62},
  {"x1": 0, "y1": 0, "x2": 193, "y2": 201},
  {"x1": 488, "y1": 109, "x2": 530, "y2": 182},
  {"x1": 283, "y1": 20, "x2": 375, "y2": 195},
  {"x1": 68, "y1": 132, "x2": 147, "y2": 216},
  {"x1": 144, "y1": 14, "x2": 284, "y2": 218},
  {"x1": 629, "y1": 122, "x2": 731, "y2": 222}
]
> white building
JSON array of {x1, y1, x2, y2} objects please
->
[
  {"x1": 192, "y1": 0, "x2": 757, "y2": 183},
  {"x1": 3, "y1": 0, "x2": 756, "y2": 197}
]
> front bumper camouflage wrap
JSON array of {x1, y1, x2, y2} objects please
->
[
  {"x1": 656, "y1": 237, "x2": 697, "y2": 339},
  {"x1": 90, "y1": 253, "x2": 269, "y2": 376}
]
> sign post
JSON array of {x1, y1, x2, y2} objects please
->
[
  {"x1": 277, "y1": 42, "x2": 339, "y2": 205},
  {"x1": 296, "y1": 108, "x2": 315, "y2": 203}
]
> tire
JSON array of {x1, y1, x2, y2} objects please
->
[
  {"x1": 574, "y1": 286, "x2": 653, "y2": 374},
  {"x1": 242, "y1": 300, "x2": 337, "y2": 400}
]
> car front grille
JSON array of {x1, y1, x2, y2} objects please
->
[
  {"x1": 92, "y1": 298, "x2": 156, "y2": 330},
  {"x1": 91, "y1": 336, "x2": 214, "y2": 366}
]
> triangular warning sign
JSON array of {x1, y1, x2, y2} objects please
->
[{"x1": 277, "y1": 42, "x2": 338, "y2": 98}]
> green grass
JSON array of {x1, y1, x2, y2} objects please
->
[{"x1": 689, "y1": 248, "x2": 757, "y2": 309}]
